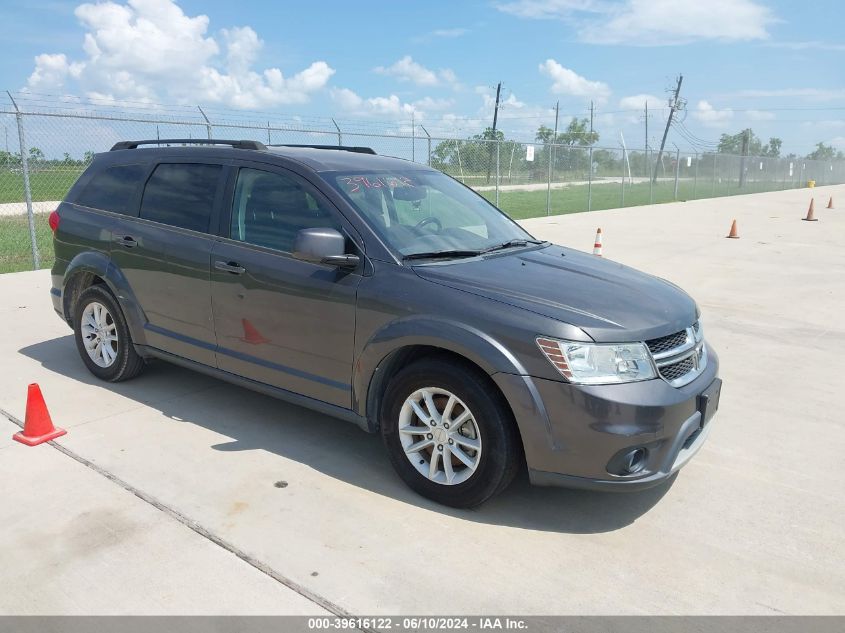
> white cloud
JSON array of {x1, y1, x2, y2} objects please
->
[
  {"x1": 692, "y1": 100, "x2": 733, "y2": 127},
  {"x1": 619, "y1": 93, "x2": 664, "y2": 110},
  {"x1": 538, "y1": 59, "x2": 610, "y2": 101},
  {"x1": 330, "y1": 88, "x2": 419, "y2": 118},
  {"x1": 24, "y1": 0, "x2": 334, "y2": 108},
  {"x1": 27, "y1": 53, "x2": 84, "y2": 91},
  {"x1": 497, "y1": 0, "x2": 775, "y2": 45},
  {"x1": 373, "y1": 56, "x2": 459, "y2": 88},
  {"x1": 412, "y1": 97, "x2": 455, "y2": 111}
]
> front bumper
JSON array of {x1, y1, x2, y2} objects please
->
[{"x1": 493, "y1": 344, "x2": 720, "y2": 491}]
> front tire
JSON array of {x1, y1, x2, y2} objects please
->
[
  {"x1": 73, "y1": 285, "x2": 145, "y2": 382},
  {"x1": 381, "y1": 357, "x2": 521, "y2": 508}
]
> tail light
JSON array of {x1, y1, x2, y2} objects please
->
[{"x1": 48, "y1": 210, "x2": 60, "y2": 233}]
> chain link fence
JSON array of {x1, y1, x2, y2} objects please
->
[{"x1": 3, "y1": 97, "x2": 844, "y2": 274}]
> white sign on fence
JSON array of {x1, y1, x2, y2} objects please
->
[
  {"x1": 686, "y1": 156, "x2": 692, "y2": 167},
  {"x1": 526, "y1": 145, "x2": 535, "y2": 162}
]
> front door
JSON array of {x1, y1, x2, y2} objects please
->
[{"x1": 210, "y1": 166, "x2": 361, "y2": 409}]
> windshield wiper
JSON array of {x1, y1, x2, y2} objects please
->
[
  {"x1": 403, "y1": 249, "x2": 483, "y2": 261},
  {"x1": 481, "y1": 238, "x2": 547, "y2": 254}
]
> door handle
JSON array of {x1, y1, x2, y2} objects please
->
[
  {"x1": 214, "y1": 260, "x2": 246, "y2": 275},
  {"x1": 114, "y1": 235, "x2": 138, "y2": 248}
]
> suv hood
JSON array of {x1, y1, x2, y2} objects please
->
[{"x1": 413, "y1": 245, "x2": 698, "y2": 342}]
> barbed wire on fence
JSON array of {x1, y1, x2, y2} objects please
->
[{"x1": 2, "y1": 93, "x2": 844, "y2": 274}]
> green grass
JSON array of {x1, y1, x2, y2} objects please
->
[
  {"x1": 479, "y1": 178, "x2": 796, "y2": 220},
  {"x1": 0, "y1": 168, "x2": 84, "y2": 204},
  {"x1": 0, "y1": 212, "x2": 55, "y2": 274},
  {"x1": 0, "y1": 176, "x2": 806, "y2": 275}
]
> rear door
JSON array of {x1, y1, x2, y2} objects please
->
[
  {"x1": 110, "y1": 160, "x2": 226, "y2": 366},
  {"x1": 210, "y1": 164, "x2": 362, "y2": 408}
]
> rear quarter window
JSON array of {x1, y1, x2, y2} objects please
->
[{"x1": 74, "y1": 164, "x2": 146, "y2": 215}]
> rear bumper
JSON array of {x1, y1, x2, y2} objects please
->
[
  {"x1": 494, "y1": 344, "x2": 720, "y2": 491},
  {"x1": 50, "y1": 283, "x2": 65, "y2": 321}
]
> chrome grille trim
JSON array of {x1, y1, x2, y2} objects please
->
[{"x1": 646, "y1": 322, "x2": 707, "y2": 388}]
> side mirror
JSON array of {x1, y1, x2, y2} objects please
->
[{"x1": 293, "y1": 228, "x2": 360, "y2": 269}]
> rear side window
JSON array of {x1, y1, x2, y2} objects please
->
[
  {"x1": 140, "y1": 163, "x2": 222, "y2": 233},
  {"x1": 75, "y1": 164, "x2": 146, "y2": 215}
]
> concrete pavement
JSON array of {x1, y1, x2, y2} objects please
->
[{"x1": 0, "y1": 184, "x2": 843, "y2": 615}]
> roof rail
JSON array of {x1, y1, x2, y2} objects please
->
[
  {"x1": 269, "y1": 144, "x2": 377, "y2": 155},
  {"x1": 110, "y1": 139, "x2": 267, "y2": 151}
]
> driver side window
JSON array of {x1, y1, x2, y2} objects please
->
[{"x1": 230, "y1": 168, "x2": 340, "y2": 252}]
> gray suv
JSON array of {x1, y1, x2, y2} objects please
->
[{"x1": 49, "y1": 139, "x2": 721, "y2": 507}]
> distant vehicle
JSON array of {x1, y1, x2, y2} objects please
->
[{"x1": 49, "y1": 139, "x2": 721, "y2": 507}]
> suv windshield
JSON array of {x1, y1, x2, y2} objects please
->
[{"x1": 326, "y1": 170, "x2": 536, "y2": 258}]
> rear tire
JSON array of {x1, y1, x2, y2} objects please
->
[
  {"x1": 73, "y1": 285, "x2": 145, "y2": 382},
  {"x1": 380, "y1": 357, "x2": 521, "y2": 508}
]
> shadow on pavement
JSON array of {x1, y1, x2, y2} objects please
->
[{"x1": 20, "y1": 335, "x2": 674, "y2": 534}]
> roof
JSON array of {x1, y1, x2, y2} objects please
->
[
  {"x1": 105, "y1": 138, "x2": 433, "y2": 174},
  {"x1": 265, "y1": 146, "x2": 428, "y2": 172}
]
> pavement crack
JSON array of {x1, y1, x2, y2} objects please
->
[{"x1": 0, "y1": 406, "x2": 373, "y2": 629}]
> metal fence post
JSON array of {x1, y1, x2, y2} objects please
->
[
  {"x1": 587, "y1": 145, "x2": 593, "y2": 212},
  {"x1": 495, "y1": 140, "x2": 500, "y2": 207},
  {"x1": 673, "y1": 146, "x2": 680, "y2": 200},
  {"x1": 711, "y1": 153, "x2": 717, "y2": 197},
  {"x1": 648, "y1": 148, "x2": 654, "y2": 204},
  {"x1": 7, "y1": 92, "x2": 39, "y2": 270},
  {"x1": 197, "y1": 106, "x2": 212, "y2": 139},
  {"x1": 507, "y1": 142, "x2": 516, "y2": 183},
  {"x1": 332, "y1": 118, "x2": 342, "y2": 146},
  {"x1": 420, "y1": 125, "x2": 431, "y2": 167},
  {"x1": 546, "y1": 143, "x2": 552, "y2": 215},
  {"x1": 455, "y1": 140, "x2": 464, "y2": 182},
  {"x1": 692, "y1": 152, "x2": 698, "y2": 199}
]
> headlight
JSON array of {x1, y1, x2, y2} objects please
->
[{"x1": 536, "y1": 337, "x2": 657, "y2": 384}]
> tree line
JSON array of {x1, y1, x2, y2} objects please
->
[
  {"x1": 1, "y1": 149, "x2": 95, "y2": 168},
  {"x1": 431, "y1": 119, "x2": 844, "y2": 178}
]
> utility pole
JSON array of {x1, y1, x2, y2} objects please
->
[
  {"x1": 652, "y1": 74, "x2": 684, "y2": 183},
  {"x1": 486, "y1": 81, "x2": 502, "y2": 184},
  {"x1": 739, "y1": 128, "x2": 749, "y2": 188},
  {"x1": 546, "y1": 101, "x2": 559, "y2": 215},
  {"x1": 646, "y1": 101, "x2": 653, "y2": 202}
]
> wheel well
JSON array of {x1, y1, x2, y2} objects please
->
[
  {"x1": 366, "y1": 345, "x2": 520, "y2": 442},
  {"x1": 63, "y1": 271, "x2": 107, "y2": 323}
]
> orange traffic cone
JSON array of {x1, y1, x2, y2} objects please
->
[
  {"x1": 12, "y1": 384, "x2": 66, "y2": 446},
  {"x1": 803, "y1": 198, "x2": 818, "y2": 222},
  {"x1": 726, "y1": 219, "x2": 739, "y2": 239},
  {"x1": 240, "y1": 318, "x2": 270, "y2": 345},
  {"x1": 826, "y1": 196, "x2": 834, "y2": 209},
  {"x1": 592, "y1": 228, "x2": 603, "y2": 256}
]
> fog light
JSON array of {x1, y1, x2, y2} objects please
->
[
  {"x1": 607, "y1": 446, "x2": 649, "y2": 476},
  {"x1": 623, "y1": 448, "x2": 647, "y2": 474}
]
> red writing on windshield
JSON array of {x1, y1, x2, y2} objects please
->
[{"x1": 340, "y1": 176, "x2": 414, "y2": 193}]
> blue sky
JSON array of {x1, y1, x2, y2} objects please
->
[{"x1": 1, "y1": 0, "x2": 844, "y2": 154}]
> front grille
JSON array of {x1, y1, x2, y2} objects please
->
[
  {"x1": 659, "y1": 355, "x2": 696, "y2": 381},
  {"x1": 646, "y1": 330, "x2": 688, "y2": 355},
  {"x1": 646, "y1": 322, "x2": 705, "y2": 387}
]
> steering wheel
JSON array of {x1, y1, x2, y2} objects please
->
[{"x1": 415, "y1": 216, "x2": 442, "y2": 232}]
